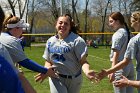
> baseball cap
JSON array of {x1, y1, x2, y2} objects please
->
[{"x1": 7, "y1": 19, "x2": 30, "y2": 28}]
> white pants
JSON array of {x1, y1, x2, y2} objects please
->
[
  {"x1": 113, "y1": 62, "x2": 134, "y2": 93},
  {"x1": 49, "y1": 74, "x2": 82, "y2": 93}
]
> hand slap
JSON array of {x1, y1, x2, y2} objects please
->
[
  {"x1": 34, "y1": 67, "x2": 58, "y2": 83},
  {"x1": 96, "y1": 69, "x2": 108, "y2": 81}
]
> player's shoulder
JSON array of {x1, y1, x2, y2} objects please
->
[
  {"x1": 115, "y1": 28, "x2": 127, "y2": 37},
  {"x1": 69, "y1": 32, "x2": 85, "y2": 42},
  {"x1": 0, "y1": 33, "x2": 16, "y2": 42},
  {"x1": 127, "y1": 34, "x2": 140, "y2": 46},
  {"x1": 130, "y1": 33, "x2": 140, "y2": 42},
  {"x1": 47, "y1": 35, "x2": 57, "y2": 41}
]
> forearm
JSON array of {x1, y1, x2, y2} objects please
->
[
  {"x1": 111, "y1": 50, "x2": 119, "y2": 67},
  {"x1": 18, "y1": 59, "x2": 48, "y2": 74},
  {"x1": 82, "y1": 61, "x2": 90, "y2": 74},
  {"x1": 111, "y1": 61, "x2": 117, "y2": 67},
  {"x1": 128, "y1": 80, "x2": 140, "y2": 89},
  {"x1": 106, "y1": 59, "x2": 129, "y2": 74}
]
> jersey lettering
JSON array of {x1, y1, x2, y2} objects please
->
[
  {"x1": 48, "y1": 42, "x2": 70, "y2": 54},
  {"x1": 48, "y1": 42, "x2": 70, "y2": 63}
]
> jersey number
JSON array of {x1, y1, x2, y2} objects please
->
[{"x1": 53, "y1": 54, "x2": 65, "y2": 63}]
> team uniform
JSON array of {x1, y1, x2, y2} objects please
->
[
  {"x1": 0, "y1": 32, "x2": 48, "y2": 74},
  {"x1": 110, "y1": 28, "x2": 134, "y2": 93},
  {"x1": 124, "y1": 33, "x2": 140, "y2": 93},
  {"x1": 0, "y1": 32, "x2": 26, "y2": 63},
  {"x1": 43, "y1": 32, "x2": 87, "y2": 93},
  {"x1": 0, "y1": 43, "x2": 25, "y2": 93}
]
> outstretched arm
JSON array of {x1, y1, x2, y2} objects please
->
[
  {"x1": 18, "y1": 58, "x2": 48, "y2": 74},
  {"x1": 97, "y1": 58, "x2": 130, "y2": 80},
  {"x1": 81, "y1": 55, "x2": 97, "y2": 81}
]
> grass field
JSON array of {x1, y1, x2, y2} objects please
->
[{"x1": 23, "y1": 46, "x2": 136, "y2": 93}]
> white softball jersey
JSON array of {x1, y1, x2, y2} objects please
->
[
  {"x1": 0, "y1": 32, "x2": 27, "y2": 63},
  {"x1": 124, "y1": 33, "x2": 140, "y2": 72},
  {"x1": 110, "y1": 28, "x2": 128, "y2": 61},
  {"x1": 43, "y1": 32, "x2": 88, "y2": 75}
]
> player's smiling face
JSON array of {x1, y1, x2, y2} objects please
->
[{"x1": 56, "y1": 16, "x2": 71, "y2": 39}]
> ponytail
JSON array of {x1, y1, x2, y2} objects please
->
[{"x1": 124, "y1": 22, "x2": 130, "y2": 43}]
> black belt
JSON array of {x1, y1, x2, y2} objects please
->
[{"x1": 59, "y1": 72, "x2": 81, "y2": 79}]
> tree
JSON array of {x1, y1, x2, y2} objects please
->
[
  {"x1": 84, "y1": 0, "x2": 89, "y2": 40},
  {"x1": 101, "y1": 0, "x2": 111, "y2": 45},
  {"x1": 5, "y1": 0, "x2": 28, "y2": 19},
  {"x1": 130, "y1": 0, "x2": 140, "y2": 11}
]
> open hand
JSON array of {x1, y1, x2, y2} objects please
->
[
  {"x1": 34, "y1": 67, "x2": 58, "y2": 83},
  {"x1": 108, "y1": 73, "x2": 115, "y2": 82}
]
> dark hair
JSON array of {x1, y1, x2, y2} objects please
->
[
  {"x1": 58, "y1": 14, "x2": 78, "y2": 34},
  {"x1": 0, "y1": 6, "x2": 5, "y2": 31},
  {"x1": 110, "y1": 12, "x2": 130, "y2": 42}
]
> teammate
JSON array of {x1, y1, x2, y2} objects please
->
[
  {"x1": 107, "y1": 12, "x2": 134, "y2": 93},
  {"x1": 35, "y1": 14, "x2": 96, "y2": 93},
  {"x1": 0, "y1": 6, "x2": 24, "y2": 93},
  {"x1": 0, "y1": 14, "x2": 57, "y2": 80},
  {"x1": 4, "y1": 12, "x2": 23, "y2": 72},
  {"x1": 97, "y1": 11, "x2": 140, "y2": 93},
  {"x1": 0, "y1": 6, "x2": 36, "y2": 93}
]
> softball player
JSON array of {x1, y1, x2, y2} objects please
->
[
  {"x1": 108, "y1": 12, "x2": 134, "y2": 93},
  {"x1": 0, "y1": 6, "x2": 31, "y2": 93},
  {"x1": 35, "y1": 14, "x2": 96, "y2": 93},
  {"x1": 0, "y1": 15, "x2": 57, "y2": 79},
  {"x1": 98, "y1": 11, "x2": 140, "y2": 93}
]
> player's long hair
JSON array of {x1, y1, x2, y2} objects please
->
[
  {"x1": 109, "y1": 12, "x2": 130, "y2": 43},
  {"x1": 56, "y1": 14, "x2": 78, "y2": 34},
  {"x1": 0, "y1": 6, "x2": 5, "y2": 31}
]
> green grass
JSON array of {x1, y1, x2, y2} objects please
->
[{"x1": 23, "y1": 46, "x2": 134, "y2": 93}]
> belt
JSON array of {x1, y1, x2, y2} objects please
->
[{"x1": 58, "y1": 72, "x2": 81, "y2": 79}]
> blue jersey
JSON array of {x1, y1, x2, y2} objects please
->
[{"x1": 0, "y1": 55, "x2": 24, "y2": 93}]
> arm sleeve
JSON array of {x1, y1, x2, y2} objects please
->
[
  {"x1": 18, "y1": 59, "x2": 48, "y2": 74},
  {"x1": 111, "y1": 32, "x2": 125, "y2": 51}
]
